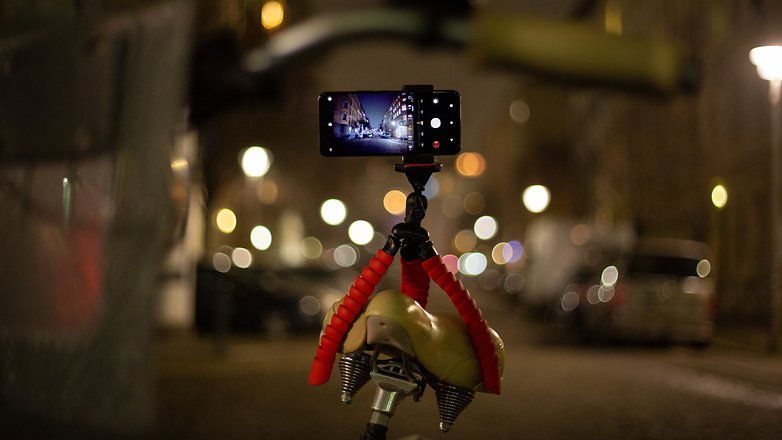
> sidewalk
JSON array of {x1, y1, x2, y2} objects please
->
[{"x1": 676, "y1": 323, "x2": 782, "y2": 391}]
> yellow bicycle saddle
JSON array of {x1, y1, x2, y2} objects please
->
[{"x1": 323, "y1": 290, "x2": 505, "y2": 392}]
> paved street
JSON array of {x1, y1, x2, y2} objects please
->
[{"x1": 153, "y1": 292, "x2": 782, "y2": 440}]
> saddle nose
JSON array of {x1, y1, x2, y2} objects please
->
[{"x1": 366, "y1": 316, "x2": 415, "y2": 356}]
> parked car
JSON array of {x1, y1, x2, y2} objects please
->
[
  {"x1": 194, "y1": 264, "x2": 342, "y2": 337},
  {"x1": 554, "y1": 239, "x2": 716, "y2": 346}
]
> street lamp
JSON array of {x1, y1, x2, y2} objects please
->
[{"x1": 750, "y1": 45, "x2": 782, "y2": 354}]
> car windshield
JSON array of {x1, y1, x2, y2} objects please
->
[{"x1": 628, "y1": 254, "x2": 701, "y2": 277}]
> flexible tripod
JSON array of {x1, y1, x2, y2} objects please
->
[{"x1": 308, "y1": 154, "x2": 501, "y2": 393}]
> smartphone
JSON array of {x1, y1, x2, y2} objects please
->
[{"x1": 319, "y1": 89, "x2": 461, "y2": 156}]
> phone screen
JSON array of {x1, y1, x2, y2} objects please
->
[
  {"x1": 319, "y1": 91, "x2": 415, "y2": 156},
  {"x1": 319, "y1": 89, "x2": 461, "y2": 157}
]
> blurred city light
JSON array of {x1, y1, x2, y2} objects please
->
[
  {"x1": 442, "y1": 254, "x2": 459, "y2": 274},
  {"x1": 749, "y1": 45, "x2": 782, "y2": 81},
  {"x1": 561, "y1": 290, "x2": 580, "y2": 312},
  {"x1": 231, "y1": 247, "x2": 253, "y2": 268},
  {"x1": 458, "y1": 252, "x2": 488, "y2": 276},
  {"x1": 522, "y1": 184, "x2": 551, "y2": 213},
  {"x1": 508, "y1": 240, "x2": 524, "y2": 263},
  {"x1": 240, "y1": 146, "x2": 272, "y2": 178},
  {"x1": 215, "y1": 208, "x2": 237, "y2": 234},
  {"x1": 257, "y1": 179, "x2": 279, "y2": 204},
  {"x1": 491, "y1": 242, "x2": 513, "y2": 265},
  {"x1": 261, "y1": 1, "x2": 285, "y2": 30},
  {"x1": 697, "y1": 259, "x2": 712, "y2": 278},
  {"x1": 348, "y1": 220, "x2": 374, "y2": 245},
  {"x1": 250, "y1": 225, "x2": 273, "y2": 250},
  {"x1": 455, "y1": 152, "x2": 486, "y2": 177},
  {"x1": 570, "y1": 224, "x2": 591, "y2": 246},
  {"x1": 601, "y1": 265, "x2": 619, "y2": 287},
  {"x1": 503, "y1": 272, "x2": 525, "y2": 294},
  {"x1": 474, "y1": 215, "x2": 498, "y2": 240},
  {"x1": 334, "y1": 244, "x2": 358, "y2": 267},
  {"x1": 300, "y1": 236, "x2": 323, "y2": 260},
  {"x1": 509, "y1": 99, "x2": 530, "y2": 124},
  {"x1": 383, "y1": 189, "x2": 407, "y2": 215},
  {"x1": 441, "y1": 194, "x2": 463, "y2": 218},
  {"x1": 453, "y1": 229, "x2": 478, "y2": 253},
  {"x1": 213, "y1": 252, "x2": 231, "y2": 273},
  {"x1": 463, "y1": 191, "x2": 485, "y2": 215},
  {"x1": 320, "y1": 199, "x2": 347, "y2": 225},
  {"x1": 711, "y1": 184, "x2": 728, "y2": 209},
  {"x1": 299, "y1": 296, "x2": 321, "y2": 317}
]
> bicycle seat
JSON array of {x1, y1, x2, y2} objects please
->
[{"x1": 324, "y1": 290, "x2": 504, "y2": 392}]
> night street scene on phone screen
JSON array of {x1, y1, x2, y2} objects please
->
[{"x1": 327, "y1": 92, "x2": 413, "y2": 155}]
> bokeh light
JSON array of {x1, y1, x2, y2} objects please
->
[
  {"x1": 711, "y1": 184, "x2": 728, "y2": 209},
  {"x1": 455, "y1": 152, "x2": 486, "y2": 177},
  {"x1": 509, "y1": 99, "x2": 530, "y2": 124},
  {"x1": 240, "y1": 146, "x2": 272, "y2": 178},
  {"x1": 383, "y1": 189, "x2": 407, "y2": 215},
  {"x1": 257, "y1": 179, "x2": 279, "y2": 204},
  {"x1": 463, "y1": 192, "x2": 485, "y2": 215},
  {"x1": 508, "y1": 240, "x2": 524, "y2": 263},
  {"x1": 491, "y1": 242, "x2": 514, "y2": 265},
  {"x1": 334, "y1": 244, "x2": 358, "y2": 267},
  {"x1": 348, "y1": 220, "x2": 374, "y2": 245},
  {"x1": 321, "y1": 199, "x2": 347, "y2": 225},
  {"x1": 250, "y1": 225, "x2": 273, "y2": 250},
  {"x1": 442, "y1": 254, "x2": 459, "y2": 274},
  {"x1": 213, "y1": 252, "x2": 231, "y2": 273},
  {"x1": 601, "y1": 265, "x2": 619, "y2": 287},
  {"x1": 749, "y1": 45, "x2": 782, "y2": 80},
  {"x1": 570, "y1": 224, "x2": 591, "y2": 246},
  {"x1": 441, "y1": 195, "x2": 464, "y2": 218},
  {"x1": 474, "y1": 215, "x2": 498, "y2": 240},
  {"x1": 453, "y1": 229, "x2": 478, "y2": 253},
  {"x1": 300, "y1": 236, "x2": 323, "y2": 260},
  {"x1": 215, "y1": 208, "x2": 237, "y2": 234},
  {"x1": 231, "y1": 247, "x2": 253, "y2": 268},
  {"x1": 458, "y1": 252, "x2": 488, "y2": 276},
  {"x1": 697, "y1": 259, "x2": 712, "y2": 278},
  {"x1": 261, "y1": 1, "x2": 285, "y2": 30},
  {"x1": 522, "y1": 185, "x2": 551, "y2": 213}
]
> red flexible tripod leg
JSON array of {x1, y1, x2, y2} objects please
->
[
  {"x1": 422, "y1": 255, "x2": 502, "y2": 395},
  {"x1": 308, "y1": 249, "x2": 394, "y2": 386},
  {"x1": 400, "y1": 258, "x2": 430, "y2": 309}
]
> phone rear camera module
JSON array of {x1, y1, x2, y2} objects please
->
[{"x1": 430, "y1": 117, "x2": 441, "y2": 129}]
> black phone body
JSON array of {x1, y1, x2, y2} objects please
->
[{"x1": 319, "y1": 89, "x2": 461, "y2": 156}]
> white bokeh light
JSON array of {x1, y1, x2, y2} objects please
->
[
  {"x1": 458, "y1": 252, "x2": 488, "y2": 276},
  {"x1": 474, "y1": 215, "x2": 498, "y2": 240},
  {"x1": 240, "y1": 146, "x2": 272, "y2": 178},
  {"x1": 320, "y1": 199, "x2": 347, "y2": 225},
  {"x1": 348, "y1": 220, "x2": 374, "y2": 245},
  {"x1": 231, "y1": 247, "x2": 253, "y2": 268},
  {"x1": 250, "y1": 225, "x2": 273, "y2": 250},
  {"x1": 522, "y1": 185, "x2": 551, "y2": 213},
  {"x1": 334, "y1": 244, "x2": 358, "y2": 267}
]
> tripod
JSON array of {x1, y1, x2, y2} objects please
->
[{"x1": 308, "y1": 155, "x2": 501, "y2": 437}]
